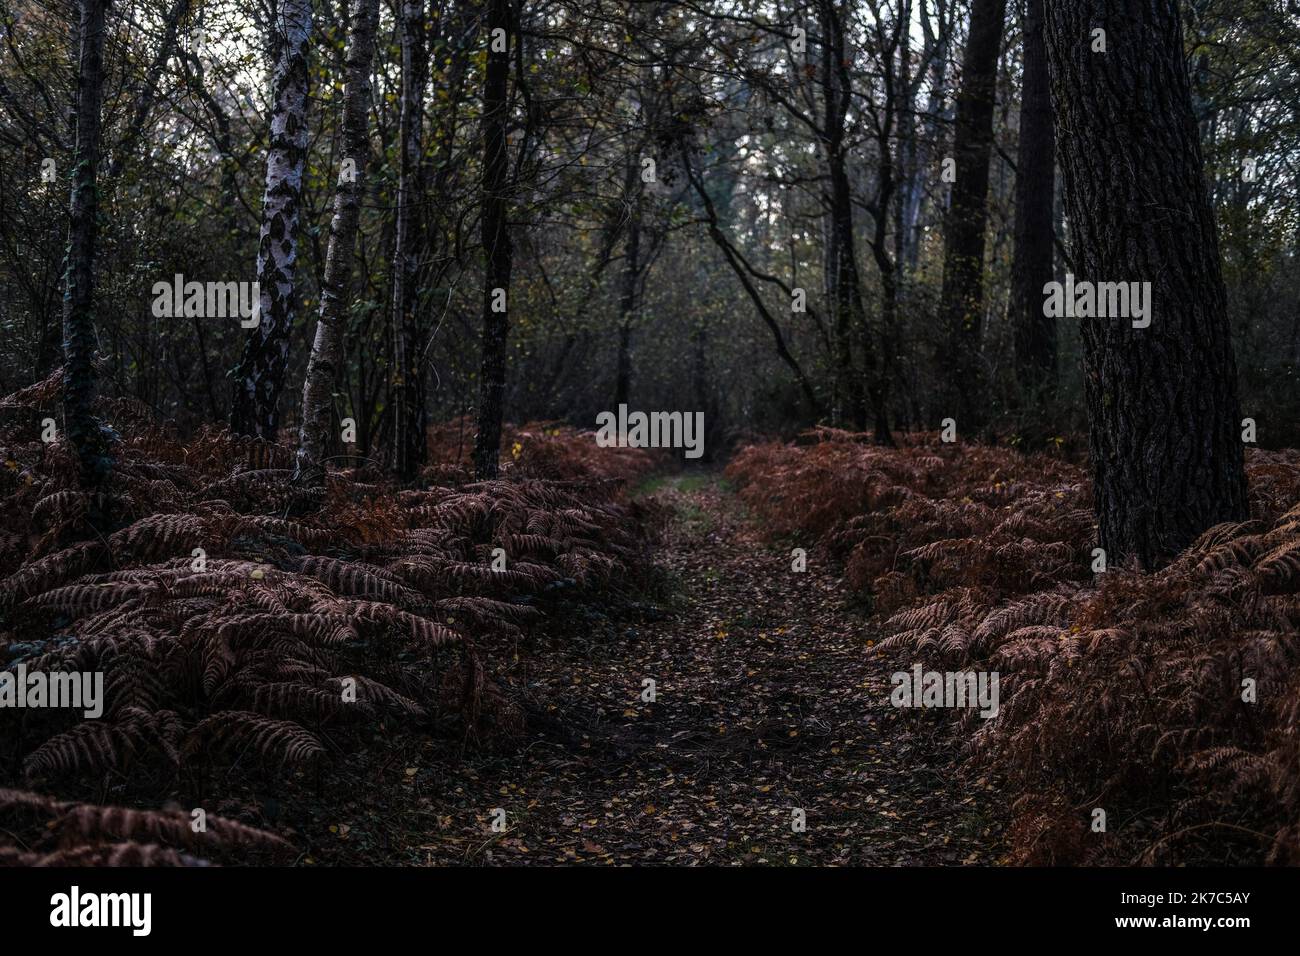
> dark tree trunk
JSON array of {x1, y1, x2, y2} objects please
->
[
  {"x1": 62, "y1": 0, "x2": 112, "y2": 504},
  {"x1": 826, "y1": 162, "x2": 867, "y2": 430},
  {"x1": 892, "y1": 1, "x2": 916, "y2": 276},
  {"x1": 865, "y1": 8, "x2": 907, "y2": 449},
  {"x1": 1044, "y1": 0, "x2": 1249, "y2": 569},
  {"x1": 294, "y1": 0, "x2": 380, "y2": 485},
  {"x1": 613, "y1": 185, "x2": 641, "y2": 409},
  {"x1": 472, "y1": 0, "x2": 514, "y2": 479},
  {"x1": 613, "y1": 321, "x2": 633, "y2": 408},
  {"x1": 937, "y1": 0, "x2": 1006, "y2": 430},
  {"x1": 867, "y1": 172, "x2": 900, "y2": 448},
  {"x1": 1008, "y1": 0, "x2": 1056, "y2": 405},
  {"x1": 230, "y1": 0, "x2": 313, "y2": 439},
  {"x1": 392, "y1": 0, "x2": 427, "y2": 481},
  {"x1": 690, "y1": 325, "x2": 717, "y2": 459},
  {"x1": 819, "y1": 0, "x2": 873, "y2": 432}
]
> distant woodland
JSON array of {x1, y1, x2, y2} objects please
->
[{"x1": 0, "y1": 0, "x2": 1298, "y2": 868}]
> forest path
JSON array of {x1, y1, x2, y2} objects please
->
[{"x1": 328, "y1": 473, "x2": 1003, "y2": 865}]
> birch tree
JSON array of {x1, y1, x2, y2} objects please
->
[
  {"x1": 294, "y1": 0, "x2": 380, "y2": 484},
  {"x1": 230, "y1": 0, "x2": 313, "y2": 439}
]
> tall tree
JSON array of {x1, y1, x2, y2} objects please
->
[
  {"x1": 1044, "y1": 0, "x2": 1249, "y2": 568},
  {"x1": 937, "y1": 0, "x2": 1006, "y2": 430},
  {"x1": 472, "y1": 0, "x2": 515, "y2": 479},
  {"x1": 1008, "y1": 0, "x2": 1056, "y2": 406},
  {"x1": 612, "y1": 138, "x2": 649, "y2": 409},
  {"x1": 613, "y1": 192, "x2": 641, "y2": 408},
  {"x1": 392, "y1": 0, "x2": 427, "y2": 481},
  {"x1": 861, "y1": 0, "x2": 917, "y2": 448},
  {"x1": 61, "y1": 0, "x2": 113, "y2": 504},
  {"x1": 230, "y1": 0, "x2": 313, "y2": 439},
  {"x1": 294, "y1": 0, "x2": 380, "y2": 485},
  {"x1": 818, "y1": 0, "x2": 874, "y2": 432}
]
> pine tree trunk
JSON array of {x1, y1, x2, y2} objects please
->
[
  {"x1": 392, "y1": 0, "x2": 427, "y2": 481},
  {"x1": 819, "y1": 0, "x2": 877, "y2": 433},
  {"x1": 230, "y1": 0, "x2": 313, "y2": 439},
  {"x1": 1008, "y1": 0, "x2": 1056, "y2": 406},
  {"x1": 1044, "y1": 0, "x2": 1249, "y2": 568},
  {"x1": 613, "y1": 184, "x2": 641, "y2": 409},
  {"x1": 690, "y1": 325, "x2": 716, "y2": 459},
  {"x1": 472, "y1": 0, "x2": 513, "y2": 480},
  {"x1": 938, "y1": 0, "x2": 1006, "y2": 431},
  {"x1": 868, "y1": 16, "x2": 904, "y2": 449},
  {"x1": 62, "y1": 0, "x2": 112, "y2": 504},
  {"x1": 294, "y1": 0, "x2": 379, "y2": 485}
]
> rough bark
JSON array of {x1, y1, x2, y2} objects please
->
[
  {"x1": 613, "y1": 169, "x2": 642, "y2": 408},
  {"x1": 62, "y1": 0, "x2": 112, "y2": 503},
  {"x1": 392, "y1": 0, "x2": 427, "y2": 481},
  {"x1": 1008, "y1": 0, "x2": 1056, "y2": 404},
  {"x1": 690, "y1": 325, "x2": 717, "y2": 460},
  {"x1": 294, "y1": 0, "x2": 379, "y2": 485},
  {"x1": 865, "y1": 6, "x2": 909, "y2": 448},
  {"x1": 1044, "y1": 0, "x2": 1249, "y2": 568},
  {"x1": 819, "y1": 0, "x2": 871, "y2": 431},
  {"x1": 230, "y1": 0, "x2": 313, "y2": 439},
  {"x1": 472, "y1": 0, "x2": 514, "y2": 479},
  {"x1": 937, "y1": 0, "x2": 1006, "y2": 430}
]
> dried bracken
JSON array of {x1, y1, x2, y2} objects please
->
[
  {"x1": 728, "y1": 430, "x2": 1300, "y2": 865},
  {"x1": 0, "y1": 383, "x2": 656, "y2": 864},
  {"x1": 0, "y1": 787, "x2": 286, "y2": 866}
]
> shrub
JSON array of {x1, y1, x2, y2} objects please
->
[
  {"x1": 0, "y1": 380, "x2": 653, "y2": 862},
  {"x1": 728, "y1": 430, "x2": 1300, "y2": 864}
]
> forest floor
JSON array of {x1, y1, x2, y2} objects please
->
[{"x1": 286, "y1": 472, "x2": 1006, "y2": 865}]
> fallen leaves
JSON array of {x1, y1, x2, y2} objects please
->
[{"x1": 284, "y1": 475, "x2": 1005, "y2": 866}]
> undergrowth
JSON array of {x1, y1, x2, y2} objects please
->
[
  {"x1": 727, "y1": 427, "x2": 1300, "y2": 865},
  {"x1": 0, "y1": 370, "x2": 658, "y2": 865}
]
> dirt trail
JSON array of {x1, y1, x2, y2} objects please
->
[{"x1": 312, "y1": 474, "x2": 1003, "y2": 865}]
